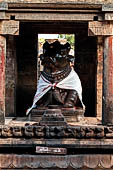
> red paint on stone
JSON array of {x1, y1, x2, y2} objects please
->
[
  {"x1": 108, "y1": 37, "x2": 113, "y2": 95},
  {"x1": 0, "y1": 43, "x2": 5, "y2": 111}
]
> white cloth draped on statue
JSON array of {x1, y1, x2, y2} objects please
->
[{"x1": 26, "y1": 68, "x2": 85, "y2": 115}]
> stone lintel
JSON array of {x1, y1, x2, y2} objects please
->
[
  {"x1": 7, "y1": 0, "x2": 103, "y2": 5},
  {"x1": 7, "y1": 2, "x2": 102, "y2": 9},
  {"x1": 88, "y1": 21, "x2": 113, "y2": 36},
  {"x1": 5, "y1": 13, "x2": 102, "y2": 21},
  {"x1": 0, "y1": 20, "x2": 19, "y2": 35}
]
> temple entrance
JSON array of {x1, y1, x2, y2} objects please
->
[
  {"x1": 10, "y1": 21, "x2": 97, "y2": 117},
  {"x1": 1, "y1": 3, "x2": 113, "y2": 168}
]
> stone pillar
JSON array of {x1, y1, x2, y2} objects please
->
[
  {"x1": 0, "y1": 20, "x2": 19, "y2": 122},
  {"x1": 96, "y1": 36, "x2": 103, "y2": 120},
  {"x1": 5, "y1": 35, "x2": 17, "y2": 117},
  {"x1": 103, "y1": 36, "x2": 113, "y2": 124},
  {"x1": 0, "y1": 35, "x2": 6, "y2": 124}
]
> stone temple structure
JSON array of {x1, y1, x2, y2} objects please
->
[{"x1": 0, "y1": 0, "x2": 113, "y2": 169}]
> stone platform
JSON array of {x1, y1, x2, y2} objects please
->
[
  {"x1": 0, "y1": 116, "x2": 113, "y2": 169},
  {"x1": 29, "y1": 106, "x2": 85, "y2": 124}
]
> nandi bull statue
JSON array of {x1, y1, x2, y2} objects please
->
[{"x1": 26, "y1": 41, "x2": 85, "y2": 115}]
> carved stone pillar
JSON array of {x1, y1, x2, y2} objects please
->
[
  {"x1": 0, "y1": 35, "x2": 6, "y2": 124},
  {"x1": 103, "y1": 36, "x2": 113, "y2": 124},
  {"x1": 96, "y1": 36, "x2": 103, "y2": 119},
  {"x1": 5, "y1": 35, "x2": 17, "y2": 117},
  {"x1": 88, "y1": 21, "x2": 113, "y2": 124},
  {"x1": 0, "y1": 20, "x2": 19, "y2": 123}
]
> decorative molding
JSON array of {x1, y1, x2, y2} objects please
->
[
  {"x1": 0, "y1": 125, "x2": 113, "y2": 139},
  {"x1": 0, "y1": 154, "x2": 113, "y2": 169},
  {"x1": 88, "y1": 21, "x2": 113, "y2": 36}
]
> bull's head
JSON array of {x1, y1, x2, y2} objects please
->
[{"x1": 40, "y1": 41, "x2": 74, "y2": 70}]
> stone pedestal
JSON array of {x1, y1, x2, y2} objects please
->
[
  {"x1": 39, "y1": 109, "x2": 67, "y2": 126},
  {"x1": 29, "y1": 106, "x2": 85, "y2": 124}
]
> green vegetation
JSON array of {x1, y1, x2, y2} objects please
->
[{"x1": 58, "y1": 34, "x2": 75, "y2": 48}]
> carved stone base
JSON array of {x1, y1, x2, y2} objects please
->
[
  {"x1": 29, "y1": 106, "x2": 85, "y2": 124},
  {"x1": 39, "y1": 109, "x2": 67, "y2": 126},
  {"x1": 0, "y1": 154, "x2": 113, "y2": 169}
]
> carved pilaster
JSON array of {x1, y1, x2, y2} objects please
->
[
  {"x1": 5, "y1": 35, "x2": 17, "y2": 117},
  {"x1": 96, "y1": 36, "x2": 103, "y2": 119},
  {"x1": 0, "y1": 20, "x2": 19, "y2": 123},
  {"x1": 103, "y1": 36, "x2": 113, "y2": 124},
  {"x1": 0, "y1": 35, "x2": 6, "y2": 124},
  {"x1": 88, "y1": 22, "x2": 113, "y2": 124}
]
